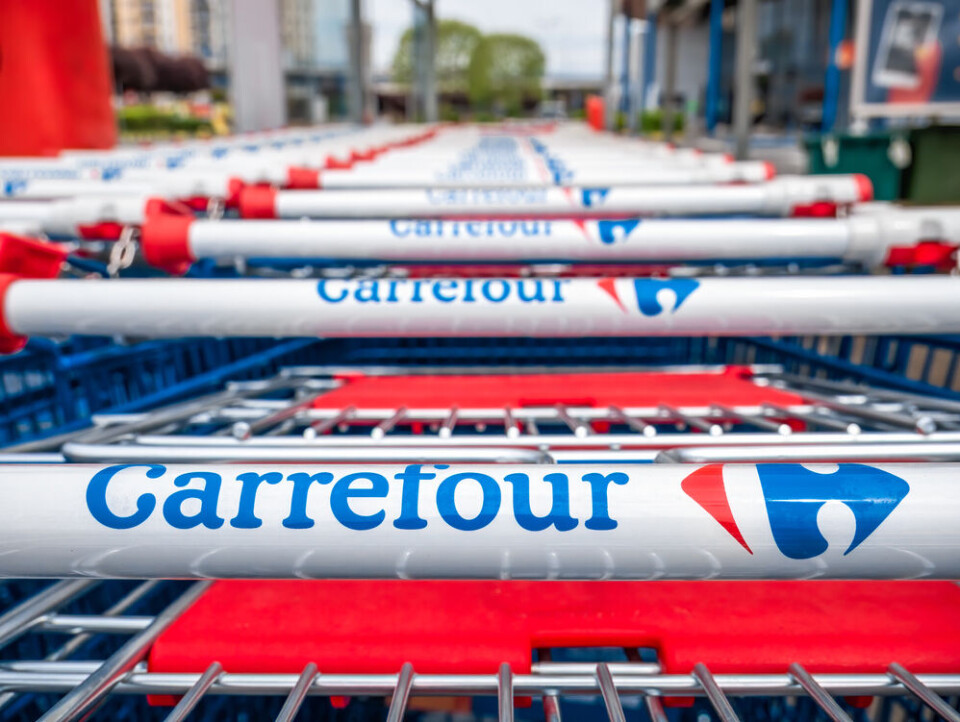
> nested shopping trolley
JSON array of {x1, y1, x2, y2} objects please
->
[
  {"x1": 1, "y1": 124, "x2": 960, "y2": 721},
  {"x1": 2, "y1": 336, "x2": 960, "y2": 721}
]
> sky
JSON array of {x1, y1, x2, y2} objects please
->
[{"x1": 366, "y1": 0, "x2": 607, "y2": 79}]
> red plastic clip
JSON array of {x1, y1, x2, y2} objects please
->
[
  {"x1": 140, "y1": 214, "x2": 195, "y2": 275},
  {"x1": 791, "y1": 201, "x2": 839, "y2": 218},
  {"x1": 239, "y1": 186, "x2": 279, "y2": 219},
  {"x1": 0, "y1": 274, "x2": 26, "y2": 354},
  {"x1": 325, "y1": 155, "x2": 354, "y2": 170},
  {"x1": 0, "y1": 235, "x2": 68, "y2": 353},
  {"x1": 885, "y1": 241, "x2": 958, "y2": 270},
  {"x1": 76, "y1": 221, "x2": 127, "y2": 241},
  {"x1": 286, "y1": 167, "x2": 322, "y2": 190}
]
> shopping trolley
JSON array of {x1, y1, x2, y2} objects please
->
[
  {"x1": 237, "y1": 174, "x2": 871, "y2": 221},
  {"x1": 18, "y1": 364, "x2": 960, "y2": 464},
  {"x1": 2, "y1": 123, "x2": 960, "y2": 722},
  {"x1": 0, "y1": 276, "x2": 959, "y2": 351},
  {"x1": 2, "y1": 363, "x2": 960, "y2": 720},
  {"x1": 134, "y1": 202, "x2": 960, "y2": 276}
]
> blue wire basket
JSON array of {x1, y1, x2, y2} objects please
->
[
  {"x1": 0, "y1": 336, "x2": 321, "y2": 446},
  {"x1": 0, "y1": 333, "x2": 958, "y2": 721},
  {"x1": 310, "y1": 335, "x2": 960, "y2": 400},
  {"x1": 3, "y1": 333, "x2": 959, "y2": 449}
]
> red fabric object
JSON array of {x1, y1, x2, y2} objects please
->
[
  {"x1": 0, "y1": 0, "x2": 116, "y2": 155},
  {"x1": 149, "y1": 580, "x2": 960, "y2": 677},
  {"x1": 0, "y1": 233, "x2": 67, "y2": 279},
  {"x1": 586, "y1": 95, "x2": 605, "y2": 130},
  {"x1": 311, "y1": 369, "x2": 805, "y2": 410}
]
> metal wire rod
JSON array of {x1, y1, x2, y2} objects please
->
[
  {"x1": 38, "y1": 581, "x2": 212, "y2": 722},
  {"x1": 0, "y1": 669, "x2": 958, "y2": 698},
  {"x1": 789, "y1": 663, "x2": 853, "y2": 722},
  {"x1": 275, "y1": 663, "x2": 319, "y2": 722},
  {"x1": 608, "y1": 405, "x2": 656, "y2": 437},
  {"x1": 644, "y1": 696, "x2": 669, "y2": 722},
  {"x1": 163, "y1": 661, "x2": 223, "y2": 722},
  {"x1": 659, "y1": 405, "x2": 723, "y2": 436},
  {"x1": 385, "y1": 663, "x2": 415, "y2": 722},
  {"x1": 498, "y1": 663, "x2": 514, "y2": 722},
  {"x1": 438, "y1": 407, "x2": 459, "y2": 439},
  {"x1": 555, "y1": 405, "x2": 590, "y2": 438},
  {"x1": 37, "y1": 615, "x2": 153, "y2": 635},
  {"x1": 596, "y1": 663, "x2": 626, "y2": 722},
  {"x1": 306, "y1": 405, "x2": 356, "y2": 437},
  {"x1": 0, "y1": 580, "x2": 99, "y2": 651},
  {"x1": 762, "y1": 403, "x2": 861, "y2": 434},
  {"x1": 888, "y1": 663, "x2": 960, "y2": 722},
  {"x1": 692, "y1": 663, "x2": 741, "y2": 722},
  {"x1": 372, "y1": 407, "x2": 407, "y2": 439},
  {"x1": 712, "y1": 404, "x2": 791, "y2": 434}
]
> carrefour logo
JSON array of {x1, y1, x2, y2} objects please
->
[
  {"x1": 318, "y1": 278, "x2": 571, "y2": 305},
  {"x1": 2, "y1": 179, "x2": 27, "y2": 197},
  {"x1": 682, "y1": 463, "x2": 909, "y2": 559},
  {"x1": 581, "y1": 187, "x2": 610, "y2": 207},
  {"x1": 597, "y1": 278, "x2": 700, "y2": 316},
  {"x1": 596, "y1": 219, "x2": 641, "y2": 245},
  {"x1": 388, "y1": 219, "x2": 553, "y2": 239},
  {"x1": 83, "y1": 464, "x2": 911, "y2": 563},
  {"x1": 86, "y1": 464, "x2": 626, "y2": 533}
]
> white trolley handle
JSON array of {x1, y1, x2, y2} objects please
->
[
  {"x1": 0, "y1": 276, "x2": 958, "y2": 348},
  {"x1": 0, "y1": 462, "x2": 955, "y2": 580}
]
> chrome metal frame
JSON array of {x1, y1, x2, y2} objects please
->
[
  {"x1": 2, "y1": 364, "x2": 960, "y2": 719},
  {"x1": 18, "y1": 364, "x2": 960, "y2": 465},
  {"x1": 0, "y1": 581, "x2": 957, "y2": 721}
]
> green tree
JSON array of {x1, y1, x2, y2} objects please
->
[
  {"x1": 392, "y1": 19, "x2": 483, "y2": 93},
  {"x1": 467, "y1": 33, "x2": 545, "y2": 115}
]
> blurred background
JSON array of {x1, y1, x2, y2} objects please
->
[
  {"x1": 3, "y1": 0, "x2": 960, "y2": 202},
  {"x1": 91, "y1": 0, "x2": 842, "y2": 134}
]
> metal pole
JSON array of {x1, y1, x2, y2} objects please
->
[
  {"x1": 662, "y1": 17, "x2": 678, "y2": 141},
  {"x1": 621, "y1": 9, "x2": 632, "y2": 114},
  {"x1": 733, "y1": 0, "x2": 757, "y2": 159},
  {"x1": 822, "y1": 0, "x2": 847, "y2": 132},
  {"x1": 705, "y1": 0, "x2": 724, "y2": 134},
  {"x1": 626, "y1": 19, "x2": 640, "y2": 132},
  {"x1": 407, "y1": 3, "x2": 421, "y2": 121},
  {"x1": 641, "y1": 11, "x2": 658, "y2": 119},
  {"x1": 604, "y1": 0, "x2": 618, "y2": 129},
  {"x1": 348, "y1": 0, "x2": 366, "y2": 124},
  {"x1": 631, "y1": 20, "x2": 646, "y2": 129},
  {"x1": 848, "y1": 0, "x2": 872, "y2": 127},
  {"x1": 423, "y1": 0, "x2": 438, "y2": 122},
  {"x1": 225, "y1": 0, "x2": 286, "y2": 131}
]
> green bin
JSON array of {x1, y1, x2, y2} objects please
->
[
  {"x1": 903, "y1": 126, "x2": 960, "y2": 204},
  {"x1": 804, "y1": 132, "x2": 911, "y2": 201}
]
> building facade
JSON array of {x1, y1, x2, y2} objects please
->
[{"x1": 106, "y1": 0, "x2": 227, "y2": 64}]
